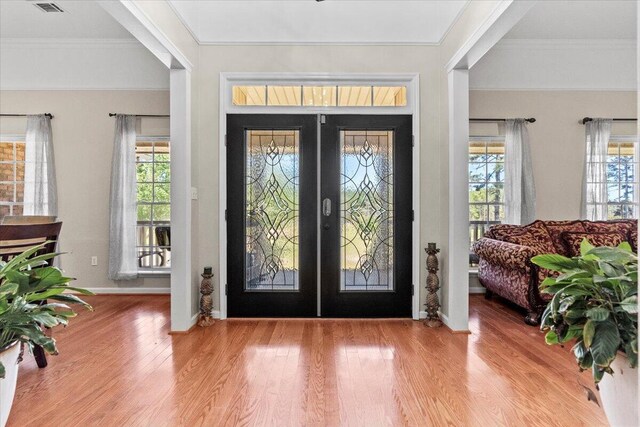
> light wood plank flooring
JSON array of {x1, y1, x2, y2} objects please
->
[{"x1": 8, "y1": 295, "x2": 607, "y2": 426}]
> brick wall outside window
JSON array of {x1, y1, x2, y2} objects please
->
[{"x1": 0, "y1": 140, "x2": 26, "y2": 218}]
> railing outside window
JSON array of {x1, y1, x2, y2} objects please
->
[
  {"x1": 137, "y1": 220, "x2": 170, "y2": 269},
  {"x1": 136, "y1": 137, "x2": 170, "y2": 270},
  {"x1": 469, "y1": 137, "x2": 505, "y2": 267}
]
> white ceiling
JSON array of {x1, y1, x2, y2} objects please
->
[
  {"x1": 167, "y1": 0, "x2": 468, "y2": 44},
  {"x1": 0, "y1": 0, "x2": 134, "y2": 39},
  {"x1": 471, "y1": 1, "x2": 637, "y2": 90},
  {"x1": 504, "y1": 0, "x2": 636, "y2": 40},
  {"x1": 1, "y1": 0, "x2": 634, "y2": 44}
]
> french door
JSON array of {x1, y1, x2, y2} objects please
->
[{"x1": 226, "y1": 114, "x2": 412, "y2": 317}]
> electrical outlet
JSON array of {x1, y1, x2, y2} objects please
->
[{"x1": 91, "y1": 256, "x2": 98, "y2": 266}]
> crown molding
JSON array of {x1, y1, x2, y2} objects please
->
[
  {"x1": 166, "y1": 0, "x2": 202, "y2": 45},
  {"x1": 469, "y1": 87, "x2": 637, "y2": 92},
  {"x1": 197, "y1": 40, "x2": 441, "y2": 46},
  {"x1": 495, "y1": 38, "x2": 637, "y2": 50},
  {"x1": 0, "y1": 87, "x2": 170, "y2": 92},
  {"x1": 437, "y1": 0, "x2": 472, "y2": 45},
  {"x1": 0, "y1": 38, "x2": 143, "y2": 49}
]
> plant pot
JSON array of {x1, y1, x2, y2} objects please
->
[
  {"x1": 0, "y1": 342, "x2": 20, "y2": 427},
  {"x1": 598, "y1": 354, "x2": 639, "y2": 427}
]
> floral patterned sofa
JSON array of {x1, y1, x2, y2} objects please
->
[{"x1": 472, "y1": 219, "x2": 638, "y2": 325}]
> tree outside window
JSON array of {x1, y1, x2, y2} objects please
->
[{"x1": 136, "y1": 138, "x2": 170, "y2": 269}]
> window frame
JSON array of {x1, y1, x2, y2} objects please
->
[
  {"x1": 135, "y1": 135, "x2": 171, "y2": 272},
  {"x1": 588, "y1": 135, "x2": 639, "y2": 220},
  {"x1": 0, "y1": 134, "x2": 26, "y2": 218},
  {"x1": 468, "y1": 135, "x2": 506, "y2": 267},
  {"x1": 231, "y1": 84, "x2": 408, "y2": 108}
]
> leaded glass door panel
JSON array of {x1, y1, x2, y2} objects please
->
[
  {"x1": 321, "y1": 115, "x2": 412, "y2": 317},
  {"x1": 227, "y1": 115, "x2": 317, "y2": 317},
  {"x1": 227, "y1": 114, "x2": 411, "y2": 318}
]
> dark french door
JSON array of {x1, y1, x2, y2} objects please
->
[{"x1": 226, "y1": 114, "x2": 412, "y2": 317}]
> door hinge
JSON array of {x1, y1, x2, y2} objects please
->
[
  {"x1": 225, "y1": 284, "x2": 228, "y2": 295},
  {"x1": 320, "y1": 114, "x2": 326, "y2": 124},
  {"x1": 412, "y1": 135, "x2": 415, "y2": 147}
]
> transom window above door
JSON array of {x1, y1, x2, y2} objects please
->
[{"x1": 232, "y1": 85, "x2": 407, "y2": 107}]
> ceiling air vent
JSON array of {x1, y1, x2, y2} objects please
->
[{"x1": 33, "y1": 3, "x2": 64, "y2": 13}]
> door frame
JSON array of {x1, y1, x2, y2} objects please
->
[{"x1": 218, "y1": 72, "x2": 421, "y2": 319}]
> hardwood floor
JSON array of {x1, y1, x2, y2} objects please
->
[{"x1": 9, "y1": 295, "x2": 607, "y2": 426}]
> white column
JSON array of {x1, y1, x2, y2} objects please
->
[
  {"x1": 446, "y1": 68, "x2": 470, "y2": 331},
  {"x1": 170, "y1": 68, "x2": 193, "y2": 331}
]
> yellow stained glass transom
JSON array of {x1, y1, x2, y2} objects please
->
[{"x1": 232, "y1": 85, "x2": 407, "y2": 107}]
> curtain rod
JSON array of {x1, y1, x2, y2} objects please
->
[
  {"x1": 0, "y1": 113, "x2": 54, "y2": 119},
  {"x1": 108, "y1": 113, "x2": 169, "y2": 118},
  {"x1": 470, "y1": 118, "x2": 536, "y2": 123},
  {"x1": 581, "y1": 117, "x2": 637, "y2": 125}
]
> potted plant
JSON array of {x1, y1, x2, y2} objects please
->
[
  {"x1": 532, "y1": 239, "x2": 638, "y2": 427},
  {"x1": 0, "y1": 245, "x2": 92, "y2": 426}
]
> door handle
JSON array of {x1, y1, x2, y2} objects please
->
[{"x1": 322, "y1": 198, "x2": 332, "y2": 216}]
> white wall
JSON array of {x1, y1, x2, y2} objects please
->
[
  {"x1": 0, "y1": 0, "x2": 508, "y2": 328},
  {"x1": 0, "y1": 90, "x2": 171, "y2": 292},
  {"x1": 470, "y1": 90, "x2": 637, "y2": 220},
  {"x1": 196, "y1": 44, "x2": 441, "y2": 317},
  {"x1": 0, "y1": 39, "x2": 169, "y2": 90},
  {"x1": 470, "y1": 39, "x2": 637, "y2": 90}
]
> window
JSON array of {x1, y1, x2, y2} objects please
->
[
  {"x1": 595, "y1": 137, "x2": 638, "y2": 219},
  {"x1": 136, "y1": 137, "x2": 170, "y2": 270},
  {"x1": 469, "y1": 137, "x2": 505, "y2": 265},
  {"x1": 0, "y1": 136, "x2": 25, "y2": 218},
  {"x1": 232, "y1": 85, "x2": 407, "y2": 107}
]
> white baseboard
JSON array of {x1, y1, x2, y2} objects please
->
[
  {"x1": 438, "y1": 311, "x2": 451, "y2": 328},
  {"x1": 85, "y1": 287, "x2": 170, "y2": 294},
  {"x1": 190, "y1": 313, "x2": 198, "y2": 328},
  {"x1": 469, "y1": 286, "x2": 486, "y2": 294},
  {"x1": 419, "y1": 310, "x2": 461, "y2": 332}
]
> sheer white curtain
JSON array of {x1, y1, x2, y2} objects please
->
[
  {"x1": 581, "y1": 118, "x2": 612, "y2": 221},
  {"x1": 504, "y1": 119, "x2": 536, "y2": 225},
  {"x1": 24, "y1": 114, "x2": 57, "y2": 216},
  {"x1": 635, "y1": 135, "x2": 640, "y2": 219},
  {"x1": 108, "y1": 115, "x2": 138, "y2": 280}
]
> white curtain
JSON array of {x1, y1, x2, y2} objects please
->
[
  {"x1": 504, "y1": 119, "x2": 536, "y2": 225},
  {"x1": 635, "y1": 134, "x2": 640, "y2": 219},
  {"x1": 24, "y1": 114, "x2": 57, "y2": 216},
  {"x1": 581, "y1": 118, "x2": 612, "y2": 221},
  {"x1": 108, "y1": 115, "x2": 138, "y2": 280}
]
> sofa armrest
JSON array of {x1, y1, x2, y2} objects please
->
[{"x1": 472, "y1": 238, "x2": 538, "y2": 271}]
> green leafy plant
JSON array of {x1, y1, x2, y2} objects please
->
[
  {"x1": 531, "y1": 239, "x2": 638, "y2": 385},
  {"x1": 0, "y1": 244, "x2": 93, "y2": 378}
]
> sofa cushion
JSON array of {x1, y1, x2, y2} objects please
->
[
  {"x1": 500, "y1": 230, "x2": 553, "y2": 255},
  {"x1": 489, "y1": 220, "x2": 556, "y2": 254},
  {"x1": 487, "y1": 224, "x2": 523, "y2": 241},
  {"x1": 583, "y1": 220, "x2": 636, "y2": 236},
  {"x1": 542, "y1": 220, "x2": 586, "y2": 255},
  {"x1": 561, "y1": 231, "x2": 625, "y2": 257},
  {"x1": 629, "y1": 226, "x2": 638, "y2": 252},
  {"x1": 522, "y1": 221, "x2": 557, "y2": 253}
]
